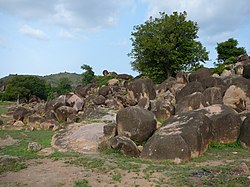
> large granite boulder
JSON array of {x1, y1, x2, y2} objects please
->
[
  {"x1": 176, "y1": 81, "x2": 204, "y2": 102},
  {"x1": 141, "y1": 111, "x2": 212, "y2": 161},
  {"x1": 200, "y1": 77, "x2": 226, "y2": 89},
  {"x1": 75, "y1": 84, "x2": 92, "y2": 98},
  {"x1": 223, "y1": 77, "x2": 250, "y2": 112},
  {"x1": 13, "y1": 107, "x2": 32, "y2": 121},
  {"x1": 93, "y1": 95, "x2": 106, "y2": 105},
  {"x1": 150, "y1": 99, "x2": 175, "y2": 122},
  {"x1": 45, "y1": 95, "x2": 66, "y2": 112},
  {"x1": 116, "y1": 106, "x2": 157, "y2": 144},
  {"x1": 110, "y1": 136, "x2": 140, "y2": 157},
  {"x1": 66, "y1": 94, "x2": 84, "y2": 112},
  {"x1": 200, "y1": 104, "x2": 242, "y2": 143},
  {"x1": 203, "y1": 87, "x2": 223, "y2": 105},
  {"x1": 243, "y1": 64, "x2": 250, "y2": 79},
  {"x1": 239, "y1": 116, "x2": 250, "y2": 148},
  {"x1": 55, "y1": 106, "x2": 77, "y2": 122},
  {"x1": 98, "y1": 86, "x2": 112, "y2": 97},
  {"x1": 127, "y1": 78, "x2": 156, "y2": 102},
  {"x1": 175, "y1": 92, "x2": 207, "y2": 114},
  {"x1": 189, "y1": 68, "x2": 212, "y2": 82}
]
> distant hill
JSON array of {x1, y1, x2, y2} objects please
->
[{"x1": 0, "y1": 72, "x2": 82, "y2": 88}]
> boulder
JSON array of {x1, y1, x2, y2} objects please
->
[
  {"x1": 75, "y1": 84, "x2": 92, "y2": 98},
  {"x1": 239, "y1": 116, "x2": 250, "y2": 148},
  {"x1": 102, "y1": 70, "x2": 109, "y2": 76},
  {"x1": 108, "y1": 78, "x2": 119, "y2": 86},
  {"x1": 189, "y1": 68, "x2": 212, "y2": 82},
  {"x1": 137, "y1": 97, "x2": 150, "y2": 109},
  {"x1": 176, "y1": 81, "x2": 204, "y2": 102},
  {"x1": 45, "y1": 95, "x2": 66, "y2": 112},
  {"x1": 141, "y1": 111, "x2": 212, "y2": 161},
  {"x1": 13, "y1": 107, "x2": 31, "y2": 121},
  {"x1": 98, "y1": 86, "x2": 112, "y2": 97},
  {"x1": 200, "y1": 77, "x2": 226, "y2": 89},
  {"x1": 176, "y1": 72, "x2": 188, "y2": 84},
  {"x1": 199, "y1": 104, "x2": 242, "y2": 143},
  {"x1": 127, "y1": 78, "x2": 156, "y2": 102},
  {"x1": 110, "y1": 136, "x2": 140, "y2": 157},
  {"x1": 221, "y1": 69, "x2": 233, "y2": 78},
  {"x1": 223, "y1": 77, "x2": 250, "y2": 112},
  {"x1": 55, "y1": 106, "x2": 77, "y2": 122},
  {"x1": 93, "y1": 95, "x2": 106, "y2": 105},
  {"x1": 203, "y1": 87, "x2": 223, "y2": 105},
  {"x1": 66, "y1": 94, "x2": 84, "y2": 112},
  {"x1": 237, "y1": 54, "x2": 249, "y2": 62},
  {"x1": 243, "y1": 64, "x2": 250, "y2": 79},
  {"x1": 116, "y1": 106, "x2": 157, "y2": 144},
  {"x1": 116, "y1": 74, "x2": 133, "y2": 80},
  {"x1": 175, "y1": 92, "x2": 207, "y2": 114},
  {"x1": 150, "y1": 100, "x2": 175, "y2": 122},
  {"x1": 103, "y1": 123, "x2": 117, "y2": 137},
  {"x1": 27, "y1": 114, "x2": 45, "y2": 129}
]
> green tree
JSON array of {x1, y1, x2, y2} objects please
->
[
  {"x1": 81, "y1": 64, "x2": 95, "y2": 84},
  {"x1": 216, "y1": 38, "x2": 246, "y2": 64},
  {"x1": 55, "y1": 77, "x2": 72, "y2": 95},
  {"x1": 2, "y1": 75, "x2": 49, "y2": 101},
  {"x1": 129, "y1": 11, "x2": 209, "y2": 83}
]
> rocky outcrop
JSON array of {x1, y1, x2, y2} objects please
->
[
  {"x1": 199, "y1": 104, "x2": 242, "y2": 143},
  {"x1": 109, "y1": 136, "x2": 140, "y2": 157},
  {"x1": 66, "y1": 94, "x2": 84, "y2": 112},
  {"x1": 239, "y1": 116, "x2": 250, "y2": 148},
  {"x1": 141, "y1": 111, "x2": 212, "y2": 161},
  {"x1": 116, "y1": 106, "x2": 157, "y2": 144},
  {"x1": 189, "y1": 68, "x2": 212, "y2": 82},
  {"x1": 203, "y1": 87, "x2": 223, "y2": 105},
  {"x1": 127, "y1": 78, "x2": 156, "y2": 102}
]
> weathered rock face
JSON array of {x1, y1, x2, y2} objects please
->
[
  {"x1": 176, "y1": 72, "x2": 188, "y2": 84},
  {"x1": 93, "y1": 95, "x2": 106, "y2": 105},
  {"x1": 116, "y1": 106, "x2": 157, "y2": 144},
  {"x1": 127, "y1": 78, "x2": 156, "y2": 102},
  {"x1": 13, "y1": 107, "x2": 31, "y2": 121},
  {"x1": 110, "y1": 136, "x2": 140, "y2": 157},
  {"x1": 239, "y1": 116, "x2": 250, "y2": 148},
  {"x1": 75, "y1": 85, "x2": 92, "y2": 98},
  {"x1": 203, "y1": 87, "x2": 223, "y2": 105},
  {"x1": 116, "y1": 74, "x2": 133, "y2": 80},
  {"x1": 55, "y1": 106, "x2": 77, "y2": 122},
  {"x1": 189, "y1": 68, "x2": 212, "y2": 82},
  {"x1": 175, "y1": 92, "x2": 207, "y2": 114},
  {"x1": 176, "y1": 81, "x2": 204, "y2": 102},
  {"x1": 141, "y1": 111, "x2": 212, "y2": 161},
  {"x1": 98, "y1": 86, "x2": 112, "y2": 97},
  {"x1": 103, "y1": 123, "x2": 117, "y2": 137},
  {"x1": 150, "y1": 100, "x2": 175, "y2": 122},
  {"x1": 223, "y1": 77, "x2": 250, "y2": 112},
  {"x1": 66, "y1": 94, "x2": 84, "y2": 112},
  {"x1": 243, "y1": 64, "x2": 250, "y2": 79},
  {"x1": 200, "y1": 77, "x2": 226, "y2": 90},
  {"x1": 45, "y1": 95, "x2": 66, "y2": 113},
  {"x1": 199, "y1": 104, "x2": 242, "y2": 143}
]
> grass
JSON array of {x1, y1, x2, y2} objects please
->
[
  {"x1": 1, "y1": 129, "x2": 250, "y2": 186},
  {"x1": 73, "y1": 178, "x2": 91, "y2": 187}
]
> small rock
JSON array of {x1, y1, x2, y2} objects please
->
[
  {"x1": 235, "y1": 162, "x2": 250, "y2": 175},
  {"x1": 27, "y1": 142, "x2": 42, "y2": 151}
]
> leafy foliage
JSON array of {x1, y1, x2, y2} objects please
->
[
  {"x1": 1, "y1": 75, "x2": 49, "y2": 101},
  {"x1": 216, "y1": 38, "x2": 246, "y2": 64},
  {"x1": 129, "y1": 11, "x2": 209, "y2": 83},
  {"x1": 55, "y1": 77, "x2": 72, "y2": 95},
  {"x1": 81, "y1": 64, "x2": 95, "y2": 85}
]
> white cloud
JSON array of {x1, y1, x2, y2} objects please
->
[
  {"x1": 141, "y1": 0, "x2": 250, "y2": 44},
  {"x1": 19, "y1": 25, "x2": 48, "y2": 40},
  {"x1": 0, "y1": 0, "x2": 135, "y2": 30},
  {"x1": 58, "y1": 30, "x2": 74, "y2": 39}
]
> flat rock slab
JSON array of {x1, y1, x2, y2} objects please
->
[{"x1": 52, "y1": 123, "x2": 105, "y2": 154}]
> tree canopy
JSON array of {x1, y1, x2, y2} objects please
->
[
  {"x1": 129, "y1": 11, "x2": 209, "y2": 83},
  {"x1": 81, "y1": 64, "x2": 95, "y2": 84},
  {"x1": 216, "y1": 38, "x2": 246, "y2": 64},
  {"x1": 2, "y1": 75, "x2": 49, "y2": 101}
]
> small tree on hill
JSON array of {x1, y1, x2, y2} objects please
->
[
  {"x1": 81, "y1": 64, "x2": 95, "y2": 84},
  {"x1": 129, "y1": 11, "x2": 209, "y2": 83}
]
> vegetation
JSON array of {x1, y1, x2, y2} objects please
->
[
  {"x1": 0, "y1": 75, "x2": 50, "y2": 101},
  {"x1": 74, "y1": 178, "x2": 91, "y2": 187},
  {"x1": 81, "y1": 64, "x2": 95, "y2": 85},
  {"x1": 213, "y1": 38, "x2": 246, "y2": 74},
  {"x1": 129, "y1": 11, "x2": 209, "y2": 83}
]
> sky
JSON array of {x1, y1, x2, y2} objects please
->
[{"x1": 0, "y1": 0, "x2": 250, "y2": 78}]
